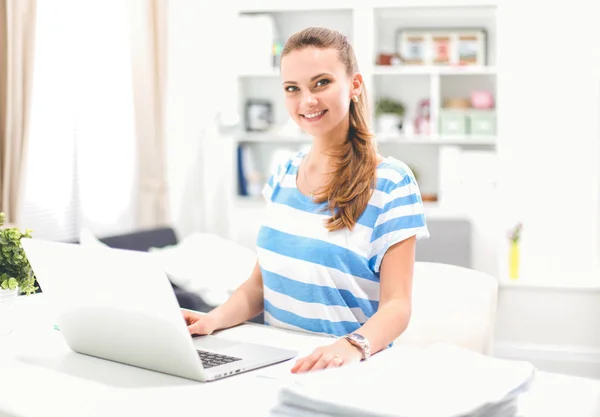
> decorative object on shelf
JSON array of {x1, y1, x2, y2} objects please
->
[
  {"x1": 469, "y1": 110, "x2": 496, "y2": 135},
  {"x1": 507, "y1": 222, "x2": 523, "y2": 280},
  {"x1": 245, "y1": 99, "x2": 273, "y2": 132},
  {"x1": 413, "y1": 99, "x2": 431, "y2": 135},
  {"x1": 471, "y1": 90, "x2": 494, "y2": 109},
  {"x1": 457, "y1": 30, "x2": 486, "y2": 66},
  {"x1": 376, "y1": 52, "x2": 402, "y2": 66},
  {"x1": 396, "y1": 28, "x2": 487, "y2": 67},
  {"x1": 398, "y1": 32, "x2": 426, "y2": 65},
  {"x1": 439, "y1": 109, "x2": 468, "y2": 135},
  {"x1": 0, "y1": 212, "x2": 38, "y2": 335},
  {"x1": 375, "y1": 98, "x2": 406, "y2": 134},
  {"x1": 444, "y1": 97, "x2": 471, "y2": 109},
  {"x1": 432, "y1": 34, "x2": 451, "y2": 65}
]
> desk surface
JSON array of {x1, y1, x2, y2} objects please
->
[{"x1": 1, "y1": 294, "x2": 599, "y2": 417}]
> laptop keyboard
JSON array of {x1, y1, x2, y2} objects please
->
[{"x1": 197, "y1": 350, "x2": 242, "y2": 369}]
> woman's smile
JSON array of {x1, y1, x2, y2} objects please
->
[{"x1": 301, "y1": 109, "x2": 328, "y2": 122}]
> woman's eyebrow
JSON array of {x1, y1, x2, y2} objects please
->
[{"x1": 282, "y1": 72, "x2": 332, "y2": 85}]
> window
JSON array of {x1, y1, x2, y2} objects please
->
[{"x1": 21, "y1": 0, "x2": 137, "y2": 241}]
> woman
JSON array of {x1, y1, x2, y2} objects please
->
[{"x1": 183, "y1": 27, "x2": 429, "y2": 373}]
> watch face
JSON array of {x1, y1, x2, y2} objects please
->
[{"x1": 351, "y1": 333, "x2": 366, "y2": 343}]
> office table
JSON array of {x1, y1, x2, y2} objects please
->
[{"x1": 0, "y1": 294, "x2": 599, "y2": 417}]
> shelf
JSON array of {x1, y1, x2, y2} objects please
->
[
  {"x1": 372, "y1": 65, "x2": 497, "y2": 76},
  {"x1": 235, "y1": 133, "x2": 496, "y2": 146},
  {"x1": 376, "y1": 134, "x2": 496, "y2": 145}
]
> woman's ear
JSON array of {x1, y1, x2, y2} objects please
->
[{"x1": 350, "y1": 72, "x2": 363, "y2": 99}]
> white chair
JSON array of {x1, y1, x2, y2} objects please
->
[{"x1": 395, "y1": 262, "x2": 499, "y2": 355}]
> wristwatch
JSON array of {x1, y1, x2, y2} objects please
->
[{"x1": 343, "y1": 333, "x2": 371, "y2": 360}]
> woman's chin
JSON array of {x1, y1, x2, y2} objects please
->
[{"x1": 301, "y1": 124, "x2": 331, "y2": 138}]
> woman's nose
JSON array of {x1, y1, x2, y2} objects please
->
[{"x1": 304, "y1": 93, "x2": 318, "y2": 107}]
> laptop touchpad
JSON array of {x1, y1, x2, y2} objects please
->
[{"x1": 192, "y1": 336, "x2": 240, "y2": 352}]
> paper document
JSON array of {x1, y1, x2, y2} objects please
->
[{"x1": 270, "y1": 343, "x2": 535, "y2": 417}]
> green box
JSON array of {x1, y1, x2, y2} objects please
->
[
  {"x1": 439, "y1": 110, "x2": 468, "y2": 135},
  {"x1": 469, "y1": 110, "x2": 496, "y2": 135}
]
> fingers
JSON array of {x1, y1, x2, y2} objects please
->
[
  {"x1": 291, "y1": 352, "x2": 321, "y2": 373},
  {"x1": 181, "y1": 310, "x2": 213, "y2": 336},
  {"x1": 181, "y1": 310, "x2": 197, "y2": 324},
  {"x1": 326, "y1": 355, "x2": 344, "y2": 369},
  {"x1": 292, "y1": 351, "x2": 344, "y2": 373}
]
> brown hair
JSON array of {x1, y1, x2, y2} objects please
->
[{"x1": 281, "y1": 27, "x2": 378, "y2": 232}]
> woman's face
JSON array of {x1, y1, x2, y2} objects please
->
[{"x1": 280, "y1": 47, "x2": 360, "y2": 138}]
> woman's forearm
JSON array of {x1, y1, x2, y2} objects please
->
[
  {"x1": 207, "y1": 261, "x2": 264, "y2": 330},
  {"x1": 353, "y1": 299, "x2": 411, "y2": 355}
]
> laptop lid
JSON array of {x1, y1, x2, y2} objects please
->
[{"x1": 21, "y1": 238, "x2": 207, "y2": 380}]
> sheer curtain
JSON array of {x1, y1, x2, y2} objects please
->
[{"x1": 21, "y1": 0, "x2": 137, "y2": 240}]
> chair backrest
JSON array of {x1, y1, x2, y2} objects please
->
[{"x1": 395, "y1": 262, "x2": 498, "y2": 355}]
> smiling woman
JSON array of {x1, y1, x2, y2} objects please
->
[{"x1": 182, "y1": 27, "x2": 430, "y2": 374}]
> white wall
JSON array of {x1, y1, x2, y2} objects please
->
[
  {"x1": 165, "y1": 3, "x2": 238, "y2": 240},
  {"x1": 491, "y1": 0, "x2": 600, "y2": 379},
  {"x1": 496, "y1": 0, "x2": 600, "y2": 283}
]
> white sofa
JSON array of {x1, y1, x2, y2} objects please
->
[{"x1": 397, "y1": 261, "x2": 498, "y2": 355}]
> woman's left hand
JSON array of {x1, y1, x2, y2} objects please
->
[{"x1": 291, "y1": 338, "x2": 363, "y2": 373}]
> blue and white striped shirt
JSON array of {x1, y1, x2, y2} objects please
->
[{"x1": 257, "y1": 150, "x2": 429, "y2": 337}]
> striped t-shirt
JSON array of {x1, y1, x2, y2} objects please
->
[{"x1": 256, "y1": 150, "x2": 429, "y2": 337}]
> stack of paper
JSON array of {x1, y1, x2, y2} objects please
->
[{"x1": 270, "y1": 343, "x2": 535, "y2": 417}]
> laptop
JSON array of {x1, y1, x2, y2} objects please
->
[{"x1": 21, "y1": 238, "x2": 297, "y2": 382}]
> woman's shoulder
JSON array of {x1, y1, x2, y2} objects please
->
[
  {"x1": 375, "y1": 155, "x2": 418, "y2": 191},
  {"x1": 269, "y1": 149, "x2": 305, "y2": 179}
]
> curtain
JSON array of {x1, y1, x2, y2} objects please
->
[
  {"x1": 127, "y1": 0, "x2": 169, "y2": 229},
  {"x1": 0, "y1": 0, "x2": 37, "y2": 224}
]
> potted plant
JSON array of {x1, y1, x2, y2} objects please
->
[
  {"x1": 375, "y1": 98, "x2": 406, "y2": 134},
  {"x1": 0, "y1": 212, "x2": 37, "y2": 296}
]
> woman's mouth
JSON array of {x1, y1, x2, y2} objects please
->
[{"x1": 301, "y1": 109, "x2": 327, "y2": 122}]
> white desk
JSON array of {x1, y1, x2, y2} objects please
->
[{"x1": 1, "y1": 294, "x2": 599, "y2": 417}]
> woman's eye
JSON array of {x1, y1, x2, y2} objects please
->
[
  {"x1": 316, "y1": 79, "x2": 330, "y2": 87},
  {"x1": 285, "y1": 86, "x2": 298, "y2": 93}
]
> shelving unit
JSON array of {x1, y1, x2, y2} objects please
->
[
  {"x1": 234, "y1": 3, "x2": 497, "y2": 199},
  {"x1": 229, "y1": 2, "x2": 500, "y2": 276}
]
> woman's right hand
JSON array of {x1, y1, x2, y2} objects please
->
[{"x1": 182, "y1": 310, "x2": 219, "y2": 336}]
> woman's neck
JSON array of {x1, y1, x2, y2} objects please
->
[{"x1": 307, "y1": 116, "x2": 350, "y2": 170}]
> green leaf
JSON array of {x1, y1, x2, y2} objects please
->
[
  {"x1": 7, "y1": 277, "x2": 17, "y2": 290},
  {"x1": 0, "y1": 280, "x2": 7, "y2": 290}
]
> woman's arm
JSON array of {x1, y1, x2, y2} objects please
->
[
  {"x1": 206, "y1": 260, "x2": 265, "y2": 331},
  {"x1": 349, "y1": 235, "x2": 415, "y2": 355},
  {"x1": 291, "y1": 236, "x2": 415, "y2": 373}
]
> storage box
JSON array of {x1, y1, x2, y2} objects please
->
[
  {"x1": 439, "y1": 110, "x2": 468, "y2": 135},
  {"x1": 469, "y1": 110, "x2": 496, "y2": 135}
]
